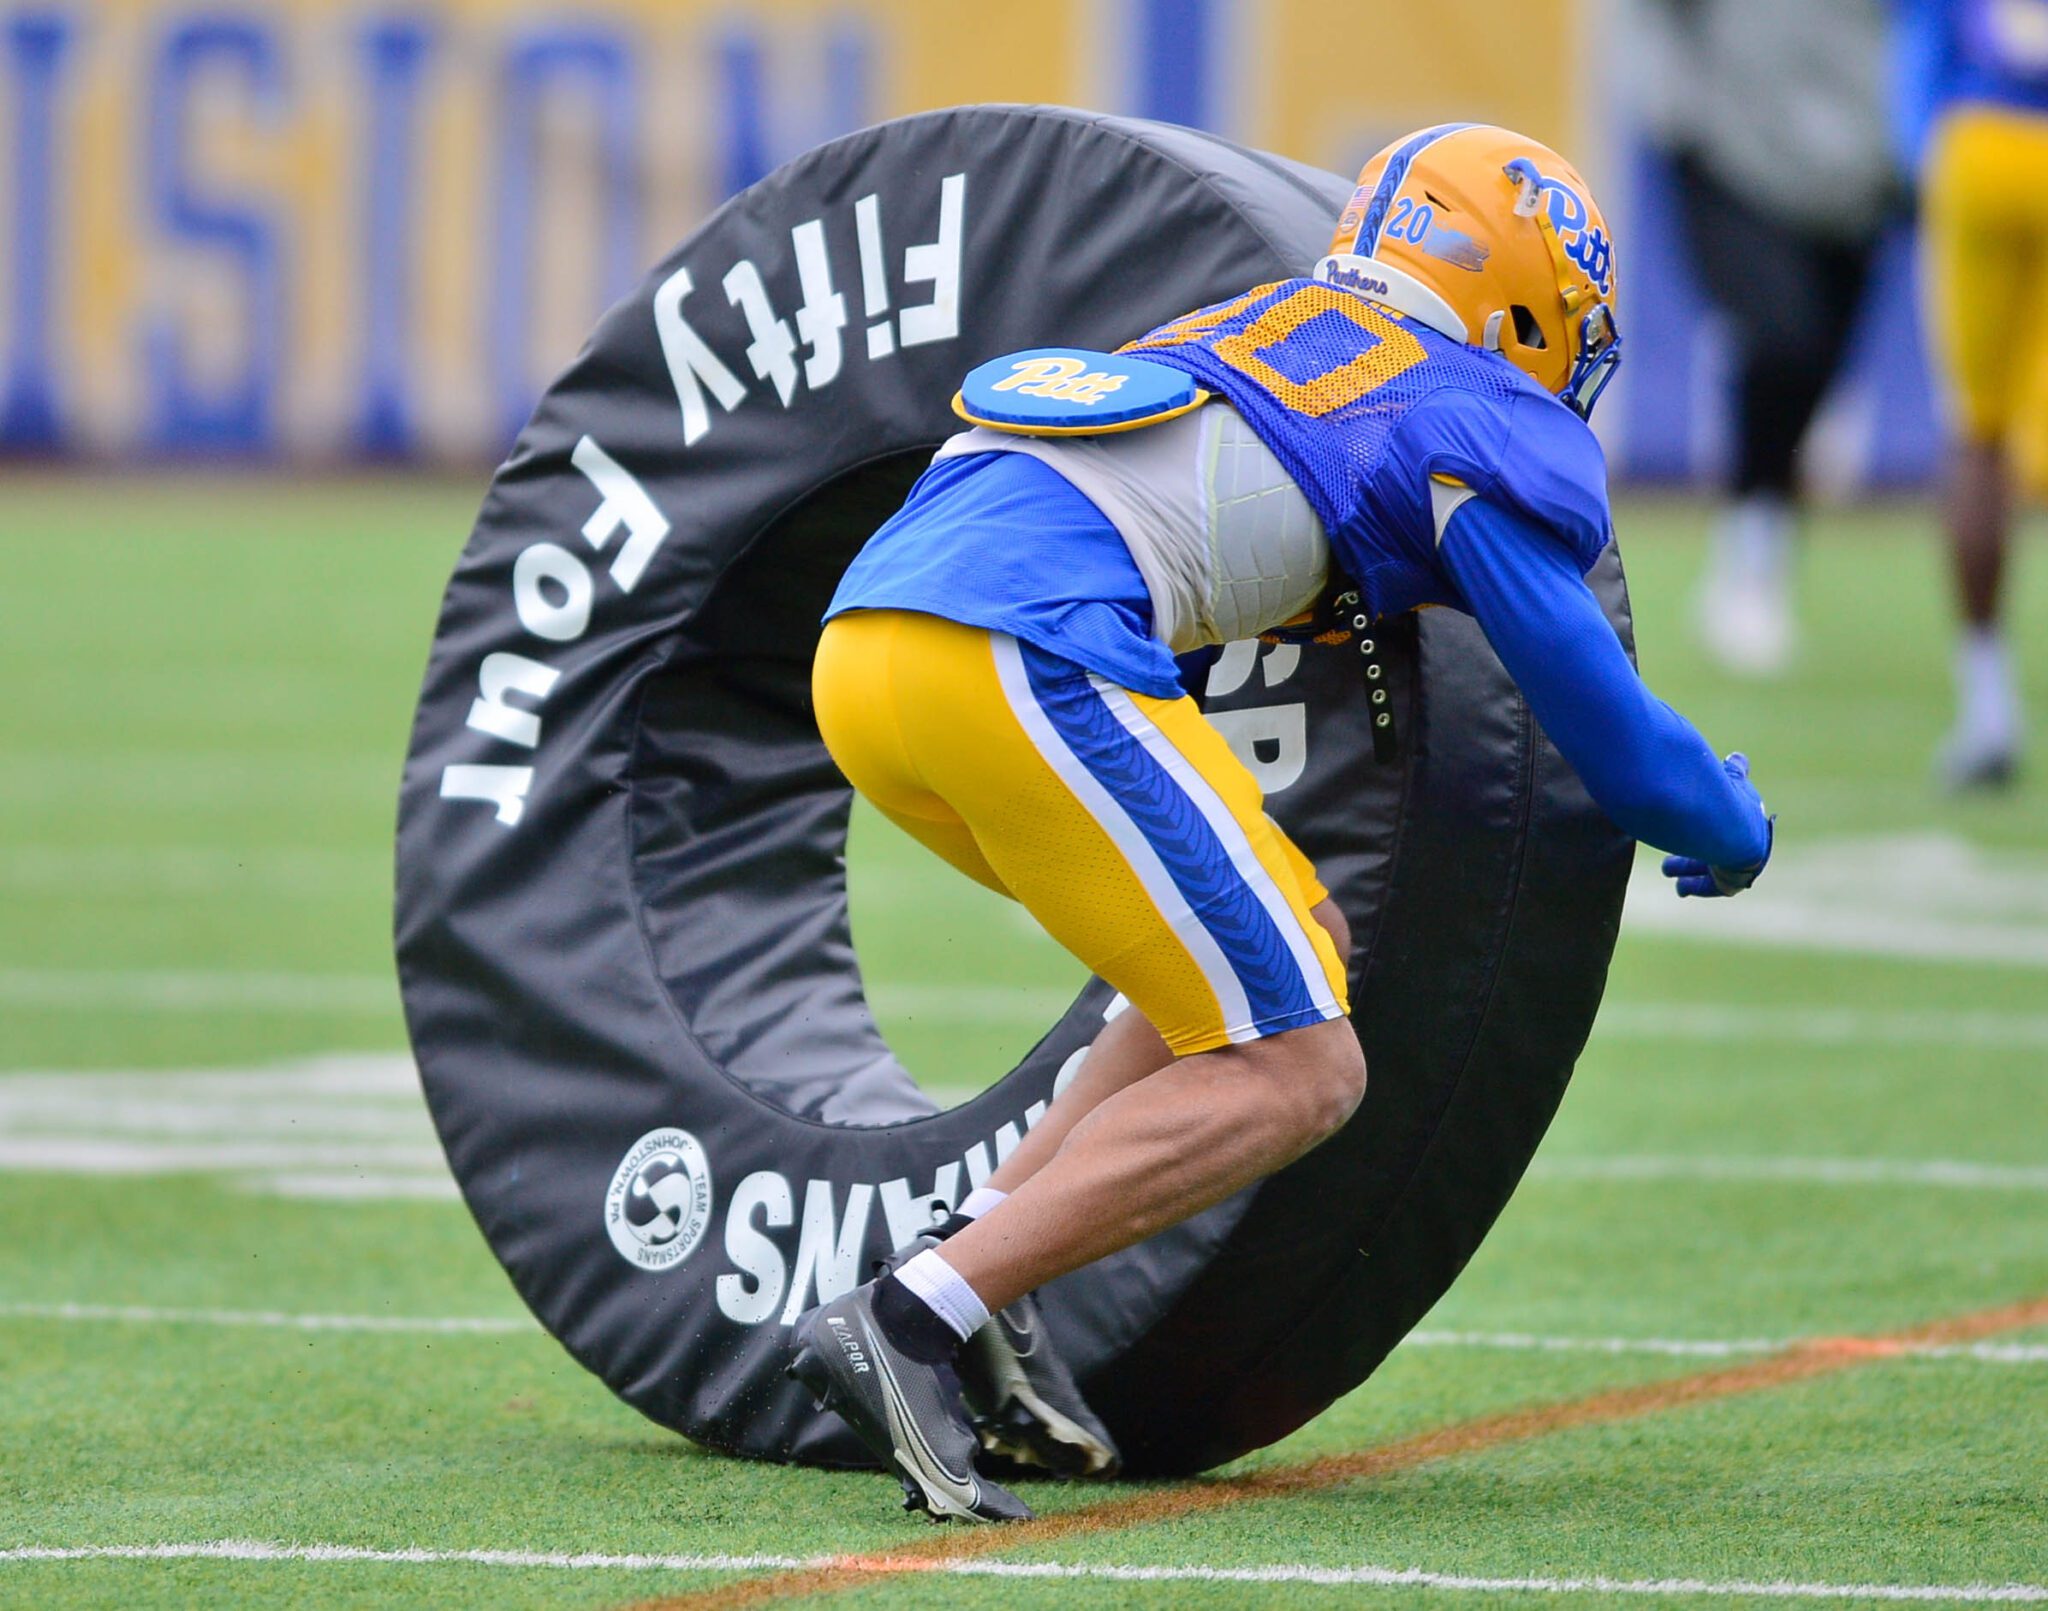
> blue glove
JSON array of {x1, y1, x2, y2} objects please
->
[{"x1": 1660, "y1": 753, "x2": 1774, "y2": 897}]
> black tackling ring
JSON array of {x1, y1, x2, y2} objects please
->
[{"x1": 395, "y1": 105, "x2": 1635, "y2": 1477}]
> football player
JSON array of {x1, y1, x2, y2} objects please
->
[
  {"x1": 1629, "y1": 0, "x2": 1900, "y2": 676},
  {"x1": 791, "y1": 124, "x2": 1774, "y2": 1522},
  {"x1": 1900, "y1": 0, "x2": 2042, "y2": 787}
]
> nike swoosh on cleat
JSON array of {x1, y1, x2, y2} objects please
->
[
  {"x1": 864, "y1": 1313, "x2": 985, "y2": 1516},
  {"x1": 998, "y1": 1307, "x2": 1038, "y2": 1360}
]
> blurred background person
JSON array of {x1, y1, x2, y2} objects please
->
[
  {"x1": 1627, "y1": 0, "x2": 1903, "y2": 677},
  {"x1": 1899, "y1": 0, "x2": 2044, "y2": 789}
]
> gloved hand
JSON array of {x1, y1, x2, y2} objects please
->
[{"x1": 1660, "y1": 753, "x2": 1774, "y2": 897}]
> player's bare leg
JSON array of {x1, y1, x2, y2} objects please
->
[
  {"x1": 985, "y1": 896, "x2": 1351, "y2": 1197},
  {"x1": 983, "y1": 1007, "x2": 1170, "y2": 1194},
  {"x1": 881, "y1": 897, "x2": 1349, "y2": 1478},
  {"x1": 1949, "y1": 437, "x2": 2011, "y2": 626},
  {"x1": 791, "y1": 960, "x2": 1360, "y2": 1504},
  {"x1": 1941, "y1": 437, "x2": 2023, "y2": 788},
  {"x1": 940, "y1": 1015, "x2": 1365, "y2": 1314}
]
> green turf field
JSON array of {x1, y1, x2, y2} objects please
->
[{"x1": 1, "y1": 477, "x2": 2044, "y2": 1609}]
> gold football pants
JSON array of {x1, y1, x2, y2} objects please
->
[{"x1": 813, "y1": 609, "x2": 1348, "y2": 1056}]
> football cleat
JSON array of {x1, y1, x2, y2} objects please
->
[
  {"x1": 788, "y1": 1282, "x2": 1033, "y2": 1524},
  {"x1": 958, "y1": 1291, "x2": 1121, "y2": 1478},
  {"x1": 1938, "y1": 728, "x2": 2020, "y2": 793},
  {"x1": 1698, "y1": 579, "x2": 1794, "y2": 678}
]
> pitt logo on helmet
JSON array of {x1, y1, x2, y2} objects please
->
[
  {"x1": 1516, "y1": 166, "x2": 1614, "y2": 297},
  {"x1": 1312, "y1": 123, "x2": 1622, "y2": 420}
]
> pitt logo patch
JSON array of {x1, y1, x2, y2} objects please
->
[
  {"x1": 954, "y1": 348, "x2": 1203, "y2": 434},
  {"x1": 1534, "y1": 178, "x2": 1614, "y2": 297},
  {"x1": 989, "y1": 354, "x2": 1130, "y2": 404}
]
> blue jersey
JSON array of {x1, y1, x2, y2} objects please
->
[
  {"x1": 829, "y1": 278, "x2": 1612, "y2": 692},
  {"x1": 829, "y1": 450, "x2": 1184, "y2": 695},
  {"x1": 1897, "y1": 0, "x2": 2048, "y2": 159},
  {"x1": 826, "y1": 280, "x2": 1768, "y2": 872},
  {"x1": 1123, "y1": 279, "x2": 1612, "y2": 618}
]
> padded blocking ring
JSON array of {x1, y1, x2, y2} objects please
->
[{"x1": 396, "y1": 106, "x2": 1633, "y2": 1477}]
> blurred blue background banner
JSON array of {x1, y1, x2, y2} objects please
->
[{"x1": 0, "y1": 0, "x2": 1942, "y2": 482}]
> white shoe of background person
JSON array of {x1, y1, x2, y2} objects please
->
[
  {"x1": 1696, "y1": 494, "x2": 1796, "y2": 677},
  {"x1": 1938, "y1": 626, "x2": 2024, "y2": 791}
]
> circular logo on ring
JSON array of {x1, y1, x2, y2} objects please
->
[{"x1": 604, "y1": 1129, "x2": 714, "y2": 1271}]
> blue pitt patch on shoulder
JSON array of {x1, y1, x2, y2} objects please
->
[{"x1": 955, "y1": 348, "x2": 1203, "y2": 433}]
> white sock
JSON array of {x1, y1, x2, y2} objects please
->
[
  {"x1": 894, "y1": 1247, "x2": 990, "y2": 1343},
  {"x1": 957, "y1": 1186, "x2": 1008, "y2": 1220},
  {"x1": 1714, "y1": 495, "x2": 1794, "y2": 585},
  {"x1": 1957, "y1": 626, "x2": 2021, "y2": 747}
]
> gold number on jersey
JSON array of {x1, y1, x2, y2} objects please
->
[
  {"x1": 1121, "y1": 284, "x2": 1278, "y2": 354},
  {"x1": 1210, "y1": 286, "x2": 1427, "y2": 417}
]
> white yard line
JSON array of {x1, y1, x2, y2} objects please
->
[
  {"x1": 1623, "y1": 898, "x2": 2048, "y2": 969},
  {"x1": 0, "y1": 970, "x2": 394, "y2": 1013},
  {"x1": 241, "y1": 1171, "x2": 461, "y2": 1200},
  {"x1": 1622, "y1": 833, "x2": 2048, "y2": 970},
  {"x1": 0, "y1": 1140, "x2": 447, "y2": 1173},
  {"x1": 1405, "y1": 1331, "x2": 1782, "y2": 1359},
  {"x1": 1402, "y1": 1331, "x2": 2048, "y2": 1364},
  {"x1": 1593, "y1": 1003, "x2": 2048, "y2": 1051},
  {"x1": 0, "y1": 1057, "x2": 422, "y2": 1096},
  {"x1": 0, "y1": 972, "x2": 1071, "y2": 1021},
  {"x1": 0, "y1": 1050, "x2": 2041, "y2": 1202},
  {"x1": 0, "y1": 1302, "x2": 531, "y2": 1333},
  {"x1": 7, "y1": 1304, "x2": 2041, "y2": 1367},
  {"x1": 0, "y1": 1542, "x2": 2041, "y2": 1601},
  {"x1": 0, "y1": 1055, "x2": 442, "y2": 1196},
  {"x1": 1532, "y1": 1155, "x2": 2048, "y2": 1191},
  {"x1": 0, "y1": 1542, "x2": 800, "y2": 1569}
]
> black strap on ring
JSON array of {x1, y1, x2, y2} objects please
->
[{"x1": 1333, "y1": 588, "x2": 1399, "y2": 765}]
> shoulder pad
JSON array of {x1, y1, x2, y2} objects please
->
[
  {"x1": 953, "y1": 348, "x2": 1209, "y2": 436},
  {"x1": 1494, "y1": 392, "x2": 1611, "y2": 568},
  {"x1": 1406, "y1": 384, "x2": 1610, "y2": 571}
]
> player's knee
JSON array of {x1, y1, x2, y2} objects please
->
[
  {"x1": 1314, "y1": 1028, "x2": 1368, "y2": 1139},
  {"x1": 1258, "y1": 1018, "x2": 1364, "y2": 1145}
]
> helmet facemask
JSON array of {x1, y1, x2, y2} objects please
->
[{"x1": 1560, "y1": 301, "x2": 1622, "y2": 421}]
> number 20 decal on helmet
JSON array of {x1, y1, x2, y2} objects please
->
[{"x1": 1314, "y1": 123, "x2": 1622, "y2": 421}]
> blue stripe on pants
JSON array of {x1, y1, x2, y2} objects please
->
[{"x1": 1017, "y1": 640, "x2": 1323, "y2": 1035}]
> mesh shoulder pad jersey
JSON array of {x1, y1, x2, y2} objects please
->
[
  {"x1": 1122, "y1": 277, "x2": 1613, "y2": 614},
  {"x1": 1120, "y1": 277, "x2": 1767, "y2": 874},
  {"x1": 825, "y1": 278, "x2": 1770, "y2": 874}
]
